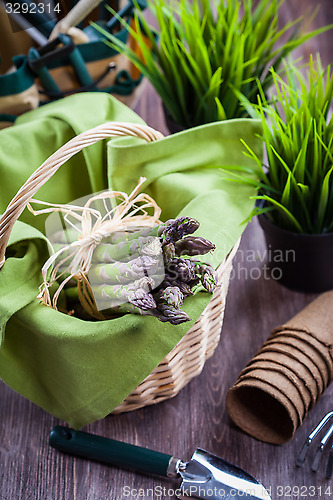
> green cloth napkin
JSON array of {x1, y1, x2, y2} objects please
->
[{"x1": 0, "y1": 93, "x2": 262, "y2": 428}]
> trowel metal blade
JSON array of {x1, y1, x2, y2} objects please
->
[{"x1": 178, "y1": 448, "x2": 271, "y2": 500}]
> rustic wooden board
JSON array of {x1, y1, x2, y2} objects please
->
[{"x1": 1, "y1": 3, "x2": 333, "y2": 499}]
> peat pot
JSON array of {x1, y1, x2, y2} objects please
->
[{"x1": 258, "y1": 213, "x2": 333, "y2": 293}]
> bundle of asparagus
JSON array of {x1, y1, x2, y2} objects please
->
[
  {"x1": 85, "y1": 216, "x2": 217, "y2": 325},
  {"x1": 30, "y1": 179, "x2": 216, "y2": 325},
  {"x1": 58, "y1": 217, "x2": 216, "y2": 324}
]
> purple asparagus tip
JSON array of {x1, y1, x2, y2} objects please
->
[
  {"x1": 128, "y1": 289, "x2": 157, "y2": 311},
  {"x1": 155, "y1": 304, "x2": 191, "y2": 325},
  {"x1": 161, "y1": 217, "x2": 200, "y2": 245},
  {"x1": 155, "y1": 286, "x2": 184, "y2": 308},
  {"x1": 175, "y1": 236, "x2": 215, "y2": 257}
]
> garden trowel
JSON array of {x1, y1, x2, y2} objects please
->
[{"x1": 49, "y1": 426, "x2": 271, "y2": 500}]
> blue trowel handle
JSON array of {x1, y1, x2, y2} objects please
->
[{"x1": 49, "y1": 426, "x2": 177, "y2": 478}]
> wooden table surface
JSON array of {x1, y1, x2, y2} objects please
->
[{"x1": 1, "y1": 3, "x2": 333, "y2": 499}]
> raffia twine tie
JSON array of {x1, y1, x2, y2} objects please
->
[{"x1": 27, "y1": 177, "x2": 162, "y2": 314}]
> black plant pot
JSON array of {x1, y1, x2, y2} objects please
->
[
  {"x1": 258, "y1": 214, "x2": 333, "y2": 293},
  {"x1": 162, "y1": 105, "x2": 186, "y2": 134}
]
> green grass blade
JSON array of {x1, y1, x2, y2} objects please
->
[
  {"x1": 256, "y1": 196, "x2": 304, "y2": 232},
  {"x1": 317, "y1": 165, "x2": 333, "y2": 232}
]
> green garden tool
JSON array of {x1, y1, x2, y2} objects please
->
[{"x1": 49, "y1": 426, "x2": 271, "y2": 500}]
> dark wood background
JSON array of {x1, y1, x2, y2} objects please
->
[{"x1": 1, "y1": 2, "x2": 333, "y2": 499}]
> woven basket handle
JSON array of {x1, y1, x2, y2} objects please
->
[{"x1": 0, "y1": 121, "x2": 164, "y2": 269}]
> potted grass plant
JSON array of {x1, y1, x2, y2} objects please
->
[
  {"x1": 94, "y1": 0, "x2": 332, "y2": 131},
  {"x1": 225, "y1": 56, "x2": 333, "y2": 293}
]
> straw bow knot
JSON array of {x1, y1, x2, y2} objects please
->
[
  {"x1": 27, "y1": 177, "x2": 162, "y2": 310},
  {"x1": 83, "y1": 231, "x2": 104, "y2": 246}
]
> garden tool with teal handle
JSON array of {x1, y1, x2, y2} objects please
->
[{"x1": 49, "y1": 426, "x2": 271, "y2": 500}]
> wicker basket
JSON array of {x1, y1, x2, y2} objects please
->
[
  {"x1": 0, "y1": 122, "x2": 239, "y2": 414},
  {"x1": 113, "y1": 240, "x2": 238, "y2": 413}
]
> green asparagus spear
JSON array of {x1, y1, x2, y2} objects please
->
[
  {"x1": 50, "y1": 226, "x2": 161, "y2": 252},
  {"x1": 94, "y1": 292, "x2": 157, "y2": 312},
  {"x1": 109, "y1": 226, "x2": 160, "y2": 244},
  {"x1": 88, "y1": 255, "x2": 162, "y2": 285},
  {"x1": 92, "y1": 276, "x2": 157, "y2": 307},
  {"x1": 105, "y1": 218, "x2": 175, "y2": 244},
  {"x1": 110, "y1": 217, "x2": 195, "y2": 245},
  {"x1": 92, "y1": 236, "x2": 162, "y2": 263}
]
